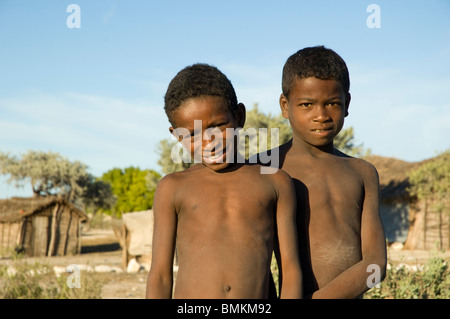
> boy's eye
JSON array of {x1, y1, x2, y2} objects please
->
[
  {"x1": 210, "y1": 122, "x2": 228, "y2": 131},
  {"x1": 327, "y1": 102, "x2": 341, "y2": 107},
  {"x1": 183, "y1": 131, "x2": 196, "y2": 139},
  {"x1": 298, "y1": 102, "x2": 312, "y2": 107}
]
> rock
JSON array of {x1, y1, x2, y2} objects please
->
[
  {"x1": 390, "y1": 242, "x2": 404, "y2": 250},
  {"x1": 127, "y1": 258, "x2": 141, "y2": 273},
  {"x1": 53, "y1": 266, "x2": 66, "y2": 278}
]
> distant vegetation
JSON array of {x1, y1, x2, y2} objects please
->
[
  {"x1": 0, "y1": 259, "x2": 102, "y2": 299},
  {"x1": 365, "y1": 255, "x2": 450, "y2": 299},
  {"x1": 407, "y1": 150, "x2": 450, "y2": 250},
  {"x1": 100, "y1": 167, "x2": 160, "y2": 216},
  {"x1": 0, "y1": 150, "x2": 160, "y2": 217}
]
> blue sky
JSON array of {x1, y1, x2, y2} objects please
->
[{"x1": 1, "y1": 0, "x2": 449, "y2": 197}]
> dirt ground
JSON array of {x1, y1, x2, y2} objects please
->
[{"x1": 1, "y1": 227, "x2": 449, "y2": 299}]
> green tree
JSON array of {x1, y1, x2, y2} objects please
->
[
  {"x1": 335, "y1": 126, "x2": 371, "y2": 157},
  {"x1": 241, "y1": 103, "x2": 292, "y2": 158},
  {"x1": 79, "y1": 173, "x2": 115, "y2": 213},
  {"x1": 0, "y1": 150, "x2": 88, "y2": 201},
  {"x1": 101, "y1": 167, "x2": 161, "y2": 216},
  {"x1": 0, "y1": 150, "x2": 115, "y2": 212},
  {"x1": 157, "y1": 139, "x2": 193, "y2": 175},
  {"x1": 408, "y1": 150, "x2": 450, "y2": 249}
]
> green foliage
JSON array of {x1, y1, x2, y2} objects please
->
[
  {"x1": 101, "y1": 167, "x2": 161, "y2": 216},
  {"x1": 334, "y1": 126, "x2": 371, "y2": 157},
  {"x1": 408, "y1": 150, "x2": 450, "y2": 205},
  {"x1": 241, "y1": 104, "x2": 291, "y2": 159},
  {"x1": 270, "y1": 253, "x2": 280, "y2": 297},
  {"x1": 0, "y1": 150, "x2": 88, "y2": 201},
  {"x1": 407, "y1": 150, "x2": 450, "y2": 249},
  {"x1": 157, "y1": 138, "x2": 193, "y2": 175},
  {"x1": 0, "y1": 150, "x2": 115, "y2": 215},
  {"x1": 365, "y1": 256, "x2": 450, "y2": 299},
  {"x1": 79, "y1": 174, "x2": 115, "y2": 214},
  {"x1": 0, "y1": 261, "x2": 103, "y2": 299}
]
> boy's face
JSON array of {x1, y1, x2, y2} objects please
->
[
  {"x1": 169, "y1": 95, "x2": 245, "y2": 172},
  {"x1": 280, "y1": 77, "x2": 350, "y2": 149}
]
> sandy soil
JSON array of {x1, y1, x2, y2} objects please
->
[{"x1": 1, "y1": 228, "x2": 449, "y2": 299}]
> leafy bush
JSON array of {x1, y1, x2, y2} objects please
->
[
  {"x1": 0, "y1": 261, "x2": 103, "y2": 299},
  {"x1": 365, "y1": 256, "x2": 449, "y2": 299}
]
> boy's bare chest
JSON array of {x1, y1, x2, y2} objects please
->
[
  {"x1": 175, "y1": 171, "x2": 276, "y2": 215},
  {"x1": 282, "y1": 156, "x2": 364, "y2": 215},
  {"x1": 174, "y1": 172, "x2": 276, "y2": 246}
]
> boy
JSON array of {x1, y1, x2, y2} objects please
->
[
  {"x1": 146, "y1": 63, "x2": 302, "y2": 299},
  {"x1": 266, "y1": 46, "x2": 387, "y2": 298}
]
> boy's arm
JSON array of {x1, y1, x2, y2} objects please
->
[
  {"x1": 146, "y1": 175, "x2": 178, "y2": 299},
  {"x1": 274, "y1": 172, "x2": 303, "y2": 299},
  {"x1": 310, "y1": 163, "x2": 387, "y2": 299}
]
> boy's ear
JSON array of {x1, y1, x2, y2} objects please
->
[
  {"x1": 345, "y1": 93, "x2": 351, "y2": 117},
  {"x1": 279, "y1": 94, "x2": 289, "y2": 119},
  {"x1": 169, "y1": 126, "x2": 182, "y2": 142},
  {"x1": 236, "y1": 103, "x2": 246, "y2": 127}
]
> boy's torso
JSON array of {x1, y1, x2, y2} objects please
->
[
  {"x1": 172, "y1": 163, "x2": 278, "y2": 298},
  {"x1": 281, "y1": 146, "x2": 365, "y2": 294}
]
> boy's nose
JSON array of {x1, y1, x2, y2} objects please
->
[
  {"x1": 313, "y1": 106, "x2": 331, "y2": 122},
  {"x1": 202, "y1": 127, "x2": 222, "y2": 143},
  {"x1": 202, "y1": 136, "x2": 222, "y2": 152}
]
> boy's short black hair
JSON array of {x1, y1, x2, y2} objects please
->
[
  {"x1": 164, "y1": 63, "x2": 238, "y2": 125},
  {"x1": 282, "y1": 46, "x2": 350, "y2": 99}
]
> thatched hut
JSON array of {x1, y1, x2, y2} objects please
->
[
  {"x1": 366, "y1": 155, "x2": 419, "y2": 244},
  {"x1": 0, "y1": 196, "x2": 87, "y2": 257},
  {"x1": 366, "y1": 155, "x2": 449, "y2": 250}
]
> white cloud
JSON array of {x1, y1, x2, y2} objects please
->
[{"x1": 0, "y1": 91, "x2": 169, "y2": 176}]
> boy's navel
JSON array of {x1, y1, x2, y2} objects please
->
[{"x1": 223, "y1": 285, "x2": 231, "y2": 293}]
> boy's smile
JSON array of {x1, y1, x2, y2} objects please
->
[
  {"x1": 280, "y1": 77, "x2": 350, "y2": 152},
  {"x1": 169, "y1": 95, "x2": 244, "y2": 172}
]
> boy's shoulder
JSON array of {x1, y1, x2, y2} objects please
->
[
  {"x1": 156, "y1": 164, "x2": 204, "y2": 187},
  {"x1": 333, "y1": 149, "x2": 379, "y2": 180},
  {"x1": 244, "y1": 162, "x2": 294, "y2": 192}
]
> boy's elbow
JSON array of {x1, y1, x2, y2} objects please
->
[{"x1": 146, "y1": 269, "x2": 173, "y2": 299}]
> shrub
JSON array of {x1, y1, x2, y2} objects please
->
[
  {"x1": 0, "y1": 261, "x2": 103, "y2": 299},
  {"x1": 365, "y1": 256, "x2": 449, "y2": 299}
]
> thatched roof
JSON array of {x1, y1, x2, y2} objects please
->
[
  {"x1": 365, "y1": 155, "x2": 425, "y2": 202},
  {"x1": 0, "y1": 196, "x2": 87, "y2": 223}
]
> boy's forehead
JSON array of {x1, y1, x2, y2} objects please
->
[
  {"x1": 182, "y1": 95, "x2": 227, "y2": 107},
  {"x1": 290, "y1": 77, "x2": 345, "y2": 96},
  {"x1": 171, "y1": 95, "x2": 231, "y2": 127}
]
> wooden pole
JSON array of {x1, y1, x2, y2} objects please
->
[{"x1": 47, "y1": 204, "x2": 60, "y2": 257}]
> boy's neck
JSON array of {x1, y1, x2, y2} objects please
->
[
  {"x1": 203, "y1": 161, "x2": 244, "y2": 174},
  {"x1": 290, "y1": 137, "x2": 336, "y2": 158}
]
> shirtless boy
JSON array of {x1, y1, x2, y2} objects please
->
[
  {"x1": 269, "y1": 46, "x2": 387, "y2": 298},
  {"x1": 146, "y1": 63, "x2": 302, "y2": 299}
]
